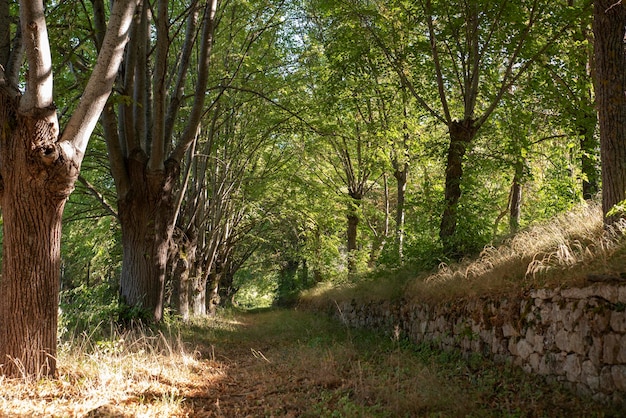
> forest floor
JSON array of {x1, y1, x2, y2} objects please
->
[{"x1": 0, "y1": 308, "x2": 623, "y2": 417}]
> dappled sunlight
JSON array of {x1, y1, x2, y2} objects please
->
[
  {"x1": 0, "y1": 326, "x2": 227, "y2": 417},
  {"x1": 401, "y1": 201, "x2": 626, "y2": 301},
  {"x1": 0, "y1": 309, "x2": 620, "y2": 416}
]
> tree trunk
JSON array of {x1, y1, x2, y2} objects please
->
[
  {"x1": 394, "y1": 164, "x2": 407, "y2": 261},
  {"x1": 593, "y1": 1, "x2": 626, "y2": 225},
  {"x1": 509, "y1": 162, "x2": 523, "y2": 234},
  {"x1": 440, "y1": 119, "x2": 477, "y2": 257},
  {"x1": 206, "y1": 271, "x2": 220, "y2": 317},
  {"x1": 579, "y1": 121, "x2": 600, "y2": 200},
  {"x1": 0, "y1": 94, "x2": 76, "y2": 378},
  {"x1": 191, "y1": 266, "x2": 207, "y2": 317},
  {"x1": 346, "y1": 196, "x2": 361, "y2": 274},
  {"x1": 118, "y1": 156, "x2": 178, "y2": 322},
  {"x1": 171, "y1": 230, "x2": 196, "y2": 322}
]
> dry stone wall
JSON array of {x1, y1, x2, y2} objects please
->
[{"x1": 327, "y1": 283, "x2": 626, "y2": 404}]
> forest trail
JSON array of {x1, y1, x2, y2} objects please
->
[
  {"x1": 1, "y1": 308, "x2": 620, "y2": 417},
  {"x1": 169, "y1": 309, "x2": 618, "y2": 417}
]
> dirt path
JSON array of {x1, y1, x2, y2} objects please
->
[
  {"x1": 173, "y1": 309, "x2": 621, "y2": 417},
  {"x1": 1, "y1": 308, "x2": 619, "y2": 417},
  {"x1": 177, "y1": 310, "x2": 365, "y2": 417}
]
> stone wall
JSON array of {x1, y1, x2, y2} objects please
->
[{"x1": 326, "y1": 283, "x2": 626, "y2": 404}]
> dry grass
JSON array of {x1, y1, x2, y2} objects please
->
[
  {"x1": 0, "y1": 323, "x2": 226, "y2": 417},
  {"x1": 0, "y1": 310, "x2": 619, "y2": 417},
  {"x1": 302, "y1": 201, "x2": 626, "y2": 308},
  {"x1": 409, "y1": 201, "x2": 626, "y2": 301}
]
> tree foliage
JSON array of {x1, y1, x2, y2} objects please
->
[{"x1": 2, "y1": 0, "x2": 617, "y2": 345}]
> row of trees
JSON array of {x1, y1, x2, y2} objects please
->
[{"x1": 0, "y1": 0, "x2": 624, "y2": 378}]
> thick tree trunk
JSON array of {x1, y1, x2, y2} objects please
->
[
  {"x1": 593, "y1": 1, "x2": 626, "y2": 225},
  {"x1": 0, "y1": 94, "x2": 75, "y2": 378},
  {"x1": 440, "y1": 119, "x2": 477, "y2": 257},
  {"x1": 118, "y1": 156, "x2": 178, "y2": 322}
]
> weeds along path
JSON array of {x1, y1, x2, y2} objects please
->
[
  {"x1": 177, "y1": 309, "x2": 619, "y2": 417},
  {"x1": 0, "y1": 309, "x2": 620, "y2": 416}
]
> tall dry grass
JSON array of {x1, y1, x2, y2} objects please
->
[
  {"x1": 0, "y1": 324, "x2": 215, "y2": 417},
  {"x1": 409, "y1": 201, "x2": 626, "y2": 301},
  {"x1": 302, "y1": 201, "x2": 626, "y2": 307}
]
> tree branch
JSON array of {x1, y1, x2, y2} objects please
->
[
  {"x1": 61, "y1": 0, "x2": 139, "y2": 164},
  {"x1": 77, "y1": 174, "x2": 118, "y2": 219},
  {"x1": 19, "y1": 0, "x2": 53, "y2": 114}
]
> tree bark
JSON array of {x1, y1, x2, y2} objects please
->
[
  {"x1": 593, "y1": 1, "x2": 626, "y2": 225},
  {"x1": 509, "y1": 162, "x2": 523, "y2": 234},
  {"x1": 580, "y1": 125, "x2": 599, "y2": 200},
  {"x1": 171, "y1": 229, "x2": 196, "y2": 322},
  {"x1": 394, "y1": 164, "x2": 407, "y2": 261},
  {"x1": 346, "y1": 196, "x2": 361, "y2": 274},
  {"x1": 440, "y1": 119, "x2": 477, "y2": 257},
  {"x1": 118, "y1": 156, "x2": 179, "y2": 322},
  {"x1": 0, "y1": 0, "x2": 136, "y2": 378},
  {"x1": 0, "y1": 95, "x2": 73, "y2": 378}
]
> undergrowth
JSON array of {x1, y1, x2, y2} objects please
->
[
  {"x1": 1, "y1": 309, "x2": 620, "y2": 416},
  {"x1": 301, "y1": 201, "x2": 626, "y2": 308}
]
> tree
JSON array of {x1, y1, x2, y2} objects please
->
[
  {"x1": 96, "y1": 0, "x2": 218, "y2": 322},
  {"x1": 359, "y1": 0, "x2": 580, "y2": 257},
  {"x1": 0, "y1": 0, "x2": 137, "y2": 378},
  {"x1": 592, "y1": 0, "x2": 626, "y2": 225}
]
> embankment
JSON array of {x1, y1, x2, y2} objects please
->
[{"x1": 311, "y1": 282, "x2": 626, "y2": 404}]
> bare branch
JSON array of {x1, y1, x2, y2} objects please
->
[
  {"x1": 19, "y1": 0, "x2": 53, "y2": 113},
  {"x1": 60, "y1": 0, "x2": 139, "y2": 164},
  {"x1": 169, "y1": 0, "x2": 218, "y2": 163},
  {"x1": 77, "y1": 175, "x2": 118, "y2": 219}
]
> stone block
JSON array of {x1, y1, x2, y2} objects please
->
[
  {"x1": 604, "y1": 334, "x2": 622, "y2": 364},
  {"x1": 611, "y1": 365, "x2": 626, "y2": 392},
  {"x1": 581, "y1": 360, "x2": 600, "y2": 390},
  {"x1": 570, "y1": 332, "x2": 587, "y2": 355},
  {"x1": 517, "y1": 339, "x2": 534, "y2": 361},
  {"x1": 555, "y1": 328, "x2": 570, "y2": 352},
  {"x1": 594, "y1": 284, "x2": 619, "y2": 304},
  {"x1": 589, "y1": 336, "x2": 603, "y2": 368},
  {"x1": 540, "y1": 304, "x2": 553, "y2": 325},
  {"x1": 532, "y1": 288, "x2": 554, "y2": 300},
  {"x1": 562, "y1": 287, "x2": 593, "y2": 300},
  {"x1": 508, "y1": 338, "x2": 519, "y2": 356},
  {"x1": 618, "y1": 335, "x2": 626, "y2": 364},
  {"x1": 591, "y1": 310, "x2": 611, "y2": 334},
  {"x1": 600, "y1": 366, "x2": 614, "y2": 394},
  {"x1": 502, "y1": 323, "x2": 519, "y2": 338},
  {"x1": 529, "y1": 352, "x2": 541, "y2": 372},
  {"x1": 533, "y1": 333, "x2": 545, "y2": 354},
  {"x1": 619, "y1": 286, "x2": 626, "y2": 304},
  {"x1": 564, "y1": 354, "x2": 582, "y2": 382},
  {"x1": 610, "y1": 310, "x2": 626, "y2": 333}
]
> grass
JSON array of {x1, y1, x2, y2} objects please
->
[
  {"x1": 3, "y1": 202, "x2": 625, "y2": 416},
  {"x1": 301, "y1": 201, "x2": 626, "y2": 309},
  {"x1": 0, "y1": 309, "x2": 621, "y2": 417},
  {"x1": 0, "y1": 323, "x2": 202, "y2": 417}
]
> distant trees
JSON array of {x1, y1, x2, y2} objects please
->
[
  {"x1": 363, "y1": 0, "x2": 583, "y2": 257},
  {"x1": 0, "y1": 0, "x2": 137, "y2": 378}
]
